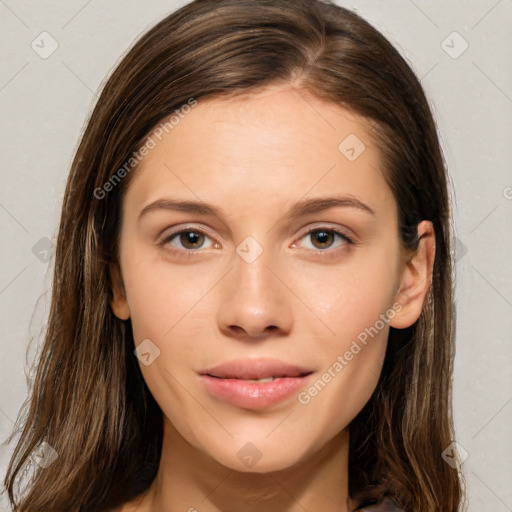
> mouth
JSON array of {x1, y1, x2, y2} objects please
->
[
  {"x1": 204, "y1": 374, "x2": 312, "y2": 382},
  {"x1": 199, "y1": 358, "x2": 314, "y2": 410},
  {"x1": 200, "y1": 357, "x2": 313, "y2": 380}
]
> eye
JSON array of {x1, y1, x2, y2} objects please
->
[
  {"x1": 160, "y1": 224, "x2": 354, "y2": 256},
  {"x1": 292, "y1": 226, "x2": 353, "y2": 254},
  {"x1": 160, "y1": 227, "x2": 218, "y2": 252}
]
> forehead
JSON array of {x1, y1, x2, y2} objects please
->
[{"x1": 124, "y1": 85, "x2": 395, "y2": 221}]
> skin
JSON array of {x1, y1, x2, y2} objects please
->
[{"x1": 110, "y1": 83, "x2": 435, "y2": 512}]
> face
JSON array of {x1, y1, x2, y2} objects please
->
[{"x1": 110, "y1": 85, "x2": 415, "y2": 473}]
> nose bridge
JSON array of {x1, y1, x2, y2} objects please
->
[
  {"x1": 233, "y1": 233, "x2": 281, "y2": 300},
  {"x1": 235, "y1": 234, "x2": 268, "y2": 267},
  {"x1": 216, "y1": 232, "x2": 293, "y2": 337}
]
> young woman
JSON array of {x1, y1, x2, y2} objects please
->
[{"x1": 3, "y1": 0, "x2": 465, "y2": 510}]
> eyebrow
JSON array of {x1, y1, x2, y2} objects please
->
[{"x1": 138, "y1": 194, "x2": 376, "y2": 222}]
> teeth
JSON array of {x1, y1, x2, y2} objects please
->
[{"x1": 244, "y1": 377, "x2": 276, "y2": 383}]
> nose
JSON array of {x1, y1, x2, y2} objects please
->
[{"x1": 216, "y1": 245, "x2": 294, "y2": 340}]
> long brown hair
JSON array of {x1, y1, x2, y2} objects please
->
[{"x1": 3, "y1": 0, "x2": 465, "y2": 510}]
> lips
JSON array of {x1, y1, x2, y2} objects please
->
[
  {"x1": 200, "y1": 358, "x2": 313, "y2": 380},
  {"x1": 199, "y1": 358, "x2": 314, "y2": 410}
]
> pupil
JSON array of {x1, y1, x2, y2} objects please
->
[
  {"x1": 314, "y1": 230, "x2": 332, "y2": 248},
  {"x1": 182, "y1": 231, "x2": 203, "y2": 248}
]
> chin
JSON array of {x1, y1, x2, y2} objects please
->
[{"x1": 207, "y1": 440, "x2": 308, "y2": 474}]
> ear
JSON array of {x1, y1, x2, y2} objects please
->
[
  {"x1": 389, "y1": 220, "x2": 436, "y2": 329},
  {"x1": 109, "y1": 263, "x2": 131, "y2": 320}
]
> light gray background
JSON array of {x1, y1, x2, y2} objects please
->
[{"x1": 1, "y1": 1, "x2": 511, "y2": 510}]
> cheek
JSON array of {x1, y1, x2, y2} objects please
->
[
  {"x1": 295, "y1": 269, "x2": 393, "y2": 436},
  {"x1": 301, "y1": 240, "x2": 399, "y2": 346},
  {"x1": 293, "y1": 241, "x2": 398, "y2": 410},
  {"x1": 121, "y1": 256, "x2": 220, "y2": 398},
  {"x1": 122, "y1": 253, "x2": 212, "y2": 340}
]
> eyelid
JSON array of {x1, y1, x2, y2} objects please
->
[
  {"x1": 295, "y1": 222, "x2": 355, "y2": 242},
  {"x1": 159, "y1": 223, "x2": 219, "y2": 251},
  {"x1": 160, "y1": 223, "x2": 216, "y2": 242}
]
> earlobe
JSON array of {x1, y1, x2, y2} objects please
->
[
  {"x1": 109, "y1": 263, "x2": 131, "y2": 320},
  {"x1": 389, "y1": 220, "x2": 435, "y2": 329}
]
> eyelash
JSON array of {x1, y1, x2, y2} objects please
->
[{"x1": 159, "y1": 225, "x2": 354, "y2": 259}]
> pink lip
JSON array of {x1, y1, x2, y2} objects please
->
[
  {"x1": 199, "y1": 358, "x2": 313, "y2": 410},
  {"x1": 200, "y1": 357, "x2": 312, "y2": 380}
]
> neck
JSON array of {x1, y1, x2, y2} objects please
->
[{"x1": 136, "y1": 417, "x2": 355, "y2": 512}]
